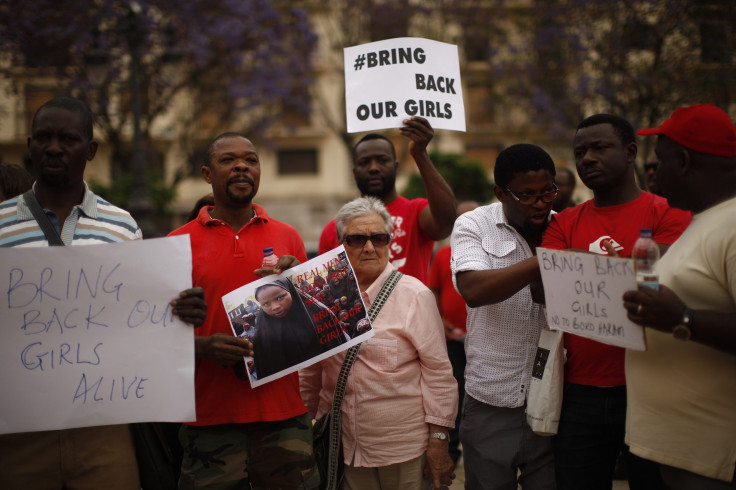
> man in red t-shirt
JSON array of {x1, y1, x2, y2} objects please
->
[
  {"x1": 428, "y1": 200, "x2": 478, "y2": 463},
  {"x1": 168, "y1": 133, "x2": 319, "y2": 489},
  {"x1": 541, "y1": 114, "x2": 691, "y2": 490},
  {"x1": 319, "y1": 116, "x2": 456, "y2": 283}
]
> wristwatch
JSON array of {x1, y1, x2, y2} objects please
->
[
  {"x1": 672, "y1": 307, "x2": 694, "y2": 341},
  {"x1": 430, "y1": 432, "x2": 448, "y2": 441}
]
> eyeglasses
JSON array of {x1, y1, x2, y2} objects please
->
[
  {"x1": 505, "y1": 185, "x2": 559, "y2": 206},
  {"x1": 343, "y1": 233, "x2": 391, "y2": 248}
]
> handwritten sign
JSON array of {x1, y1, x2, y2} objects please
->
[
  {"x1": 222, "y1": 246, "x2": 373, "y2": 387},
  {"x1": 537, "y1": 248, "x2": 645, "y2": 350},
  {"x1": 0, "y1": 236, "x2": 196, "y2": 434},
  {"x1": 344, "y1": 37, "x2": 465, "y2": 133}
]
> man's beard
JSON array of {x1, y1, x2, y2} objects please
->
[
  {"x1": 226, "y1": 176, "x2": 256, "y2": 203},
  {"x1": 226, "y1": 188, "x2": 255, "y2": 204},
  {"x1": 357, "y1": 174, "x2": 395, "y2": 199}
]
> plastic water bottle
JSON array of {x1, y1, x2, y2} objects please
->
[
  {"x1": 262, "y1": 247, "x2": 279, "y2": 268},
  {"x1": 632, "y1": 228, "x2": 659, "y2": 290}
]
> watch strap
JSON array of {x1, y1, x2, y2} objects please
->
[
  {"x1": 673, "y1": 307, "x2": 694, "y2": 341},
  {"x1": 430, "y1": 432, "x2": 448, "y2": 441},
  {"x1": 679, "y1": 307, "x2": 695, "y2": 326}
]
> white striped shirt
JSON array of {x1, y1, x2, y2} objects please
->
[
  {"x1": 0, "y1": 182, "x2": 141, "y2": 247},
  {"x1": 450, "y1": 202, "x2": 547, "y2": 408}
]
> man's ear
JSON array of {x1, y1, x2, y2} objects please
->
[
  {"x1": 87, "y1": 140, "x2": 98, "y2": 161},
  {"x1": 626, "y1": 142, "x2": 638, "y2": 165},
  {"x1": 201, "y1": 165, "x2": 212, "y2": 183},
  {"x1": 493, "y1": 185, "x2": 505, "y2": 202}
]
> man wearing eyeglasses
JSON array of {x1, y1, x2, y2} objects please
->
[
  {"x1": 451, "y1": 143, "x2": 558, "y2": 490},
  {"x1": 318, "y1": 116, "x2": 456, "y2": 284},
  {"x1": 541, "y1": 114, "x2": 691, "y2": 490}
]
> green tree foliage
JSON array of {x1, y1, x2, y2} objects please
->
[
  {"x1": 89, "y1": 169, "x2": 175, "y2": 216},
  {"x1": 401, "y1": 152, "x2": 494, "y2": 204}
]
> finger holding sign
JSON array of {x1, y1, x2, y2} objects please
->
[
  {"x1": 601, "y1": 239, "x2": 620, "y2": 257},
  {"x1": 197, "y1": 333, "x2": 253, "y2": 366},
  {"x1": 400, "y1": 116, "x2": 434, "y2": 156},
  {"x1": 171, "y1": 287, "x2": 207, "y2": 327}
]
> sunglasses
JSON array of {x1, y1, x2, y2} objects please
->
[{"x1": 343, "y1": 233, "x2": 391, "y2": 248}]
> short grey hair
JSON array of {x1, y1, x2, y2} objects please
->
[{"x1": 335, "y1": 197, "x2": 393, "y2": 242}]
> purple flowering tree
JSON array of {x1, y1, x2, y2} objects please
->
[
  {"x1": 0, "y1": 0, "x2": 316, "y2": 212},
  {"x1": 477, "y1": 0, "x2": 735, "y2": 146}
]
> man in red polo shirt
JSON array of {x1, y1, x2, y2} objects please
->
[{"x1": 169, "y1": 132, "x2": 319, "y2": 489}]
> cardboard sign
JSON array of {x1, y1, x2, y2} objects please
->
[
  {"x1": 344, "y1": 37, "x2": 466, "y2": 133},
  {"x1": 0, "y1": 236, "x2": 196, "y2": 434},
  {"x1": 222, "y1": 246, "x2": 373, "y2": 387},
  {"x1": 537, "y1": 248, "x2": 645, "y2": 350}
]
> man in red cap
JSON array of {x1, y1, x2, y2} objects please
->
[{"x1": 624, "y1": 104, "x2": 736, "y2": 489}]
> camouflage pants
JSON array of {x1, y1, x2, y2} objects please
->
[{"x1": 178, "y1": 414, "x2": 320, "y2": 490}]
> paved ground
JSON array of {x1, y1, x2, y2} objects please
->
[{"x1": 448, "y1": 454, "x2": 630, "y2": 489}]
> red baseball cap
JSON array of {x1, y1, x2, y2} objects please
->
[{"x1": 637, "y1": 104, "x2": 736, "y2": 157}]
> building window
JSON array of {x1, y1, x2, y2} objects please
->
[
  {"x1": 369, "y1": 0, "x2": 410, "y2": 41},
  {"x1": 277, "y1": 149, "x2": 318, "y2": 175},
  {"x1": 188, "y1": 146, "x2": 207, "y2": 176},
  {"x1": 467, "y1": 84, "x2": 493, "y2": 125},
  {"x1": 458, "y1": 6, "x2": 492, "y2": 62},
  {"x1": 25, "y1": 86, "x2": 63, "y2": 134},
  {"x1": 464, "y1": 27, "x2": 491, "y2": 62},
  {"x1": 282, "y1": 83, "x2": 311, "y2": 127},
  {"x1": 700, "y1": 21, "x2": 729, "y2": 63}
]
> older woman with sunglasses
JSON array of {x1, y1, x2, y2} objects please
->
[{"x1": 301, "y1": 197, "x2": 457, "y2": 490}]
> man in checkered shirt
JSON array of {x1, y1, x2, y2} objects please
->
[{"x1": 451, "y1": 143, "x2": 557, "y2": 490}]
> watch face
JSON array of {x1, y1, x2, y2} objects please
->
[{"x1": 673, "y1": 324, "x2": 691, "y2": 341}]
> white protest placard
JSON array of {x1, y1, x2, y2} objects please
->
[
  {"x1": 344, "y1": 37, "x2": 466, "y2": 133},
  {"x1": 537, "y1": 248, "x2": 645, "y2": 350},
  {"x1": 222, "y1": 246, "x2": 373, "y2": 388},
  {"x1": 0, "y1": 236, "x2": 196, "y2": 434}
]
